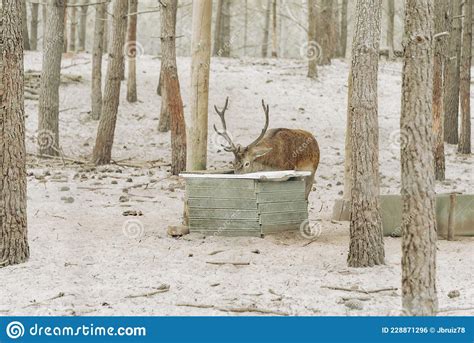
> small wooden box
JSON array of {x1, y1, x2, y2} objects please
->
[{"x1": 181, "y1": 170, "x2": 310, "y2": 237}]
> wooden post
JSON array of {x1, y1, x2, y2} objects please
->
[
  {"x1": 447, "y1": 193, "x2": 457, "y2": 240},
  {"x1": 187, "y1": 0, "x2": 212, "y2": 171}
]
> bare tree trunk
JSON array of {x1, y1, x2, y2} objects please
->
[
  {"x1": 91, "y1": 2, "x2": 106, "y2": 120},
  {"x1": 120, "y1": 2, "x2": 129, "y2": 81},
  {"x1": 38, "y1": 1, "x2": 66, "y2": 156},
  {"x1": 92, "y1": 0, "x2": 128, "y2": 165},
  {"x1": 333, "y1": 0, "x2": 341, "y2": 57},
  {"x1": 30, "y1": 1, "x2": 39, "y2": 50},
  {"x1": 386, "y1": 0, "x2": 395, "y2": 59},
  {"x1": 432, "y1": 0, "x2": 449, "y2": 181},
  {"x1": 68, "y1": 0, "x2": 78, "y2": 52},
  {"x1": 63, "y1": 2, "x2": 68, "y2": 52},
  {"x1": 341, "y1": 0, "x2": 348, "y2": 58},
  {"x1": 22, "y1": 0, "x2": 31, "y2": 50},
  {"x1": 343, "y1": 71, "x2": 352, "y2": 205},
  {"x1": 0, "y1": 0, "x2": 29, "y2": 267},
  {"x1": 42, "y1": 4, "x2": 47, "y2": 41},
  {"x1": 347, "y1": 0, "x2": 384, "y2": 268},
  {"x1": 126, "y1": 0, "x2": 138, "y2": 103},
  {"x1": 213, "y1": 0, "x2": 231, "y2": 57},
  {"x1": 307, "y1": 0, "x2": 318, "y2": 78},
  {"x1": 444, "y1": 0, "x2": 462, "y2": 144},
  {"x1": 401, "y1": 0, "x2": 438, "y2": 316},
  {"x1": 262, "y1": 0, "x2": 271, "y2": 57},
  {"x1": 78, "y1": 0, "x2": 89, "y2": 51},
  {"x1": 158, "y1": 67, "x2": 170, "y2": 132},
  {"x1": 161, "y1": 0, "x2": 187, "y2": 174},
  {"x1": 271, "y1": 0, "x2": 278, "y2": 57},
  {"x1": 316, "y1": 0, "x2": 334, "y2": 65},
  {"x1": 103, "y1": 2, "x2": 109, "y2": 54},
  {"x1": 459, "y1": 0, "x2": 472, "y2": 154},
  {"x1": 187, "y1": 0, "x2": 212, "y2": 171},
  {"x1": 213, "y1": 0, "x2": 224, "y2": 56}
]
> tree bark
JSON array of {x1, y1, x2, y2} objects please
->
[
  {"x1": 343, "y1": 71, "x2": 352, "y2": 204},
  {"x1": 68, "y1": 0, "x2": 78, "y2": 52},
  {"x1": 432, "y1": 0, "x2": 449, "y2": 181},
  {"x1": 38, "y1": 0, "x2": 66, "y2": 156},
  {"x1": 0, "y1": 0, "x2": 29, "y2": 267},
  {"x1": 92, "y1": 0, "x2": 128, "y2": 165},
  {"x1": 91, "y1": 2, "x2": 106, "y2": 120},
  {"x1": 120, "y1": 2, "x2": 129, "y2": 81},
  {"x1": 347, "y1": 0, "x2": 384, "y2": 268},
  {"x1": 401, "y1": 0, "x2": 438, "y2": 316},
  {"x1": 271, "y1": 0, "x2": 278, "y2": 57},
  {"x1": 444, "y1": 0, "x2": 462, "y2": 144},
  {"x1": 103, "y1": 2, "x2": 109, "y2": 54},
  {"x1": 187, "y1": 0, "x2": 212, "y2": 171},
  {"x1": 78, "y1": 0, "x2": 89, "y2": 51},
  {"x1": 160, "y1": 0, "x2": 187, "y2": 175},
  {"x1": 63, "y1": 2, "x2": 68, "y2": 52},
  {"x1": 213, "y1": 0, "x2": 231, "y2": 57},
  {"x1": 307, "y1": 0, "x2": 318, "y2": 78},
  {"x1": 386, "y1": 0, "x2": 395, "y2": 59},
  {"x1": 316, "y1": 0, "x2": 334, "y2": 65},
  {"x1": 126, "y1": 0, "x2": 138, "y2": 103},
  {"x1": 458, "y1": 0, "x2": 471, "y2": 154},
  {"x1": 340, "y1": 0, "x2": 348, "y2": 58},
  {"x1": 21, "y1": 0, "x2": 31, "y2": 50},
  {"x1": 30, "y1": 1, "x2": 39, "y2": 50},
  {"x1": 262, "y1": 0, "x2": 271, "y2": 58}
]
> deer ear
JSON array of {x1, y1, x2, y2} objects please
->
[{"x1": 252, "y1": 147, "x2": 272, "y2": 159}]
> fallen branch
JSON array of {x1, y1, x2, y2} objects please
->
[
  {"x1": 176, "y1": 303, "x2": 288, "y2": 316},
  {"x1": 125, "y1": 284, "x2": 170, "y2": 299},
  {"x1": 321, "y1": 285, "x2": 397, "y2": 294},
  {"x1": 206, "y1": 261, "x2": 250, "y2": 266},
  {"x1": 208, "y1": 250, "x2": 225, "y2": 256}
]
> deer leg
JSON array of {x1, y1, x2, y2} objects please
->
[{"x1": 304, "y1": 172, "x2": 315, "y2": 200}]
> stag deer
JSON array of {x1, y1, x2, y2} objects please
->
[{"x1": 214, "y1": 97, "x2": 320, "y2": 199}]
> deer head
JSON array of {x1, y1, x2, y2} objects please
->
[{"x1": 214, "y1": 97, "x2": 272, "y2": 173}]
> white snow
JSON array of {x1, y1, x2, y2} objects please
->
[{"x1": 0, "y1": 51, "x2": 472, "y2": 316}]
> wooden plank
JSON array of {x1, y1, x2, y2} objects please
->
[
  {"x1": 187, "y1": 187, "x2": 256, "y2": 199},
  {"x1": 186, "y1": 178, "x2": 255, "y2": 190},
  {"x1": 260, "y1": 212, "x2": 308, "y2": 225},
  {"x1": 188, "y1": 228, "x2": 262, "y2": 237},
  {"x1": 257, "y1": 180, "x2": 305, "y2": 193},
  {"x1": 262, "y1": 223, "x2": 301, "y2": 234},
  {"x1": 187, "y1": 198, "x2": 257, "y2": 210},
  {"x1": 258, "y1": 201, "x2": 308, "y2": 213},
  {"x1": 189, "y1": 208, "x2": 259, "y2": 220},
  {"x1": 257, "y1": 191, "x2": 305, "y2": 203},
  {"x1": 189, "y1": 218, "x2": 260, "y2": 229},
  {"x1": 180, "y1": 170, "x2": 311, "y2": 180}
]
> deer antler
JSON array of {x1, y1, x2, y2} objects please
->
[
  {"x1": 247, "y1": 99, "x2": 270, "y2": 148},
  {"x1": 213, "y1": 97, "x2": 238, "y2": 154}
]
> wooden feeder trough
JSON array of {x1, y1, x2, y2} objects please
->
[{"x1": 181, "y1": 170, "x2": 310, "y2": 237}]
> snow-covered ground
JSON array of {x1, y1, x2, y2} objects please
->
[{"x1": 1, "y1": 52, "x2": 472, "y2": 316}]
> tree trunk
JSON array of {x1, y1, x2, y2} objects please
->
[
  {"x1": 343, "y1": 71, "x2": 352, "y2": 204},
  {"x1": 68, "y1": 0, "x2": 78, "y2": 52},
  {"x1": 213, "y1": 0, "x2": 223, "y2": 56},
  {"x1": 432, "y1": 0, "x2": 449, "y2": 181},
  {"x1": 386, "y1": 0, "x2": 395, "y2": 59},
  {"x1": 120, "y1": 2, "x2": 129, "y2": 81},
  {"x1": 22, "y1": 0, "x2": 31, "y2": 50},
  {"x1": 444, "y1": 0, "x2": 462, "y2": 144},
  {"x1": 103, "y1": 2, "x2": 109, "y2": 54},
  {"x1": 340, "y1": 0, "x2": 348, "y2": 58},
  {"x1": 126, "y1": 0, "x2": 138, "y2": 103},
  {"x1": 401, "y1": 0, "x2": 438, "y2": 316},
  {"x1": 157, "y1": 67, "x2": 163, "y2": 96},
  {"x1": 458, "y1": 0, "x2": 471, "y2": 154},
  {"x1": 42, "y1": 4, "x2": 47, "y2": 42},
  {"x1": 158, "y1": 68, "x2": 170, "y2": 132},
  {"x1": 38, "y1": 1, "x2": 66, "y2": 156},
  {"x1": 347, "y1": 0, "x2": 384, "y2": 268},
  {"x1": 316, "y1": 0, "x2": 334, "y2": 65},
  {"x1": 30, "y1": 2, "x2": 39, "y2": 50},
  {"x1": 160, "y1": 0, "x2": 187, "y2": 175},
  {"x1": 63, "y1": 2, "x2": 68, "y2": 53},
  {"x1": 78, "y1": 0, "x2": 89, "y2": 51},
  {"x1": 307, "y1": 0, "x2": 318, "y2": 78},
  {"x1": 262, "y1": 0, "x2": 271, "y2": 57},
  {"x1": 92, "y1": 0, "x2": 128, "y2": 165},
  {"x1": 187, "y1": 0, "x2": 212, "y2": 171},
  {"x1": 213, "y1": 0, "x2": 231, "y2": 57},
  {"x1": 91, "y1": 2, "x2": 106, "y2": 120},
  {"x1": 0, "y1": 0, "x2": 30, "y2": 267},
  {"x1": 271, "y1": 0, "x2": 278, "y2": 57}
]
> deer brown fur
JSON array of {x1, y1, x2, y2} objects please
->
[{"x1": 214, "y1": 98, "x2": 320, "y2": 199}]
